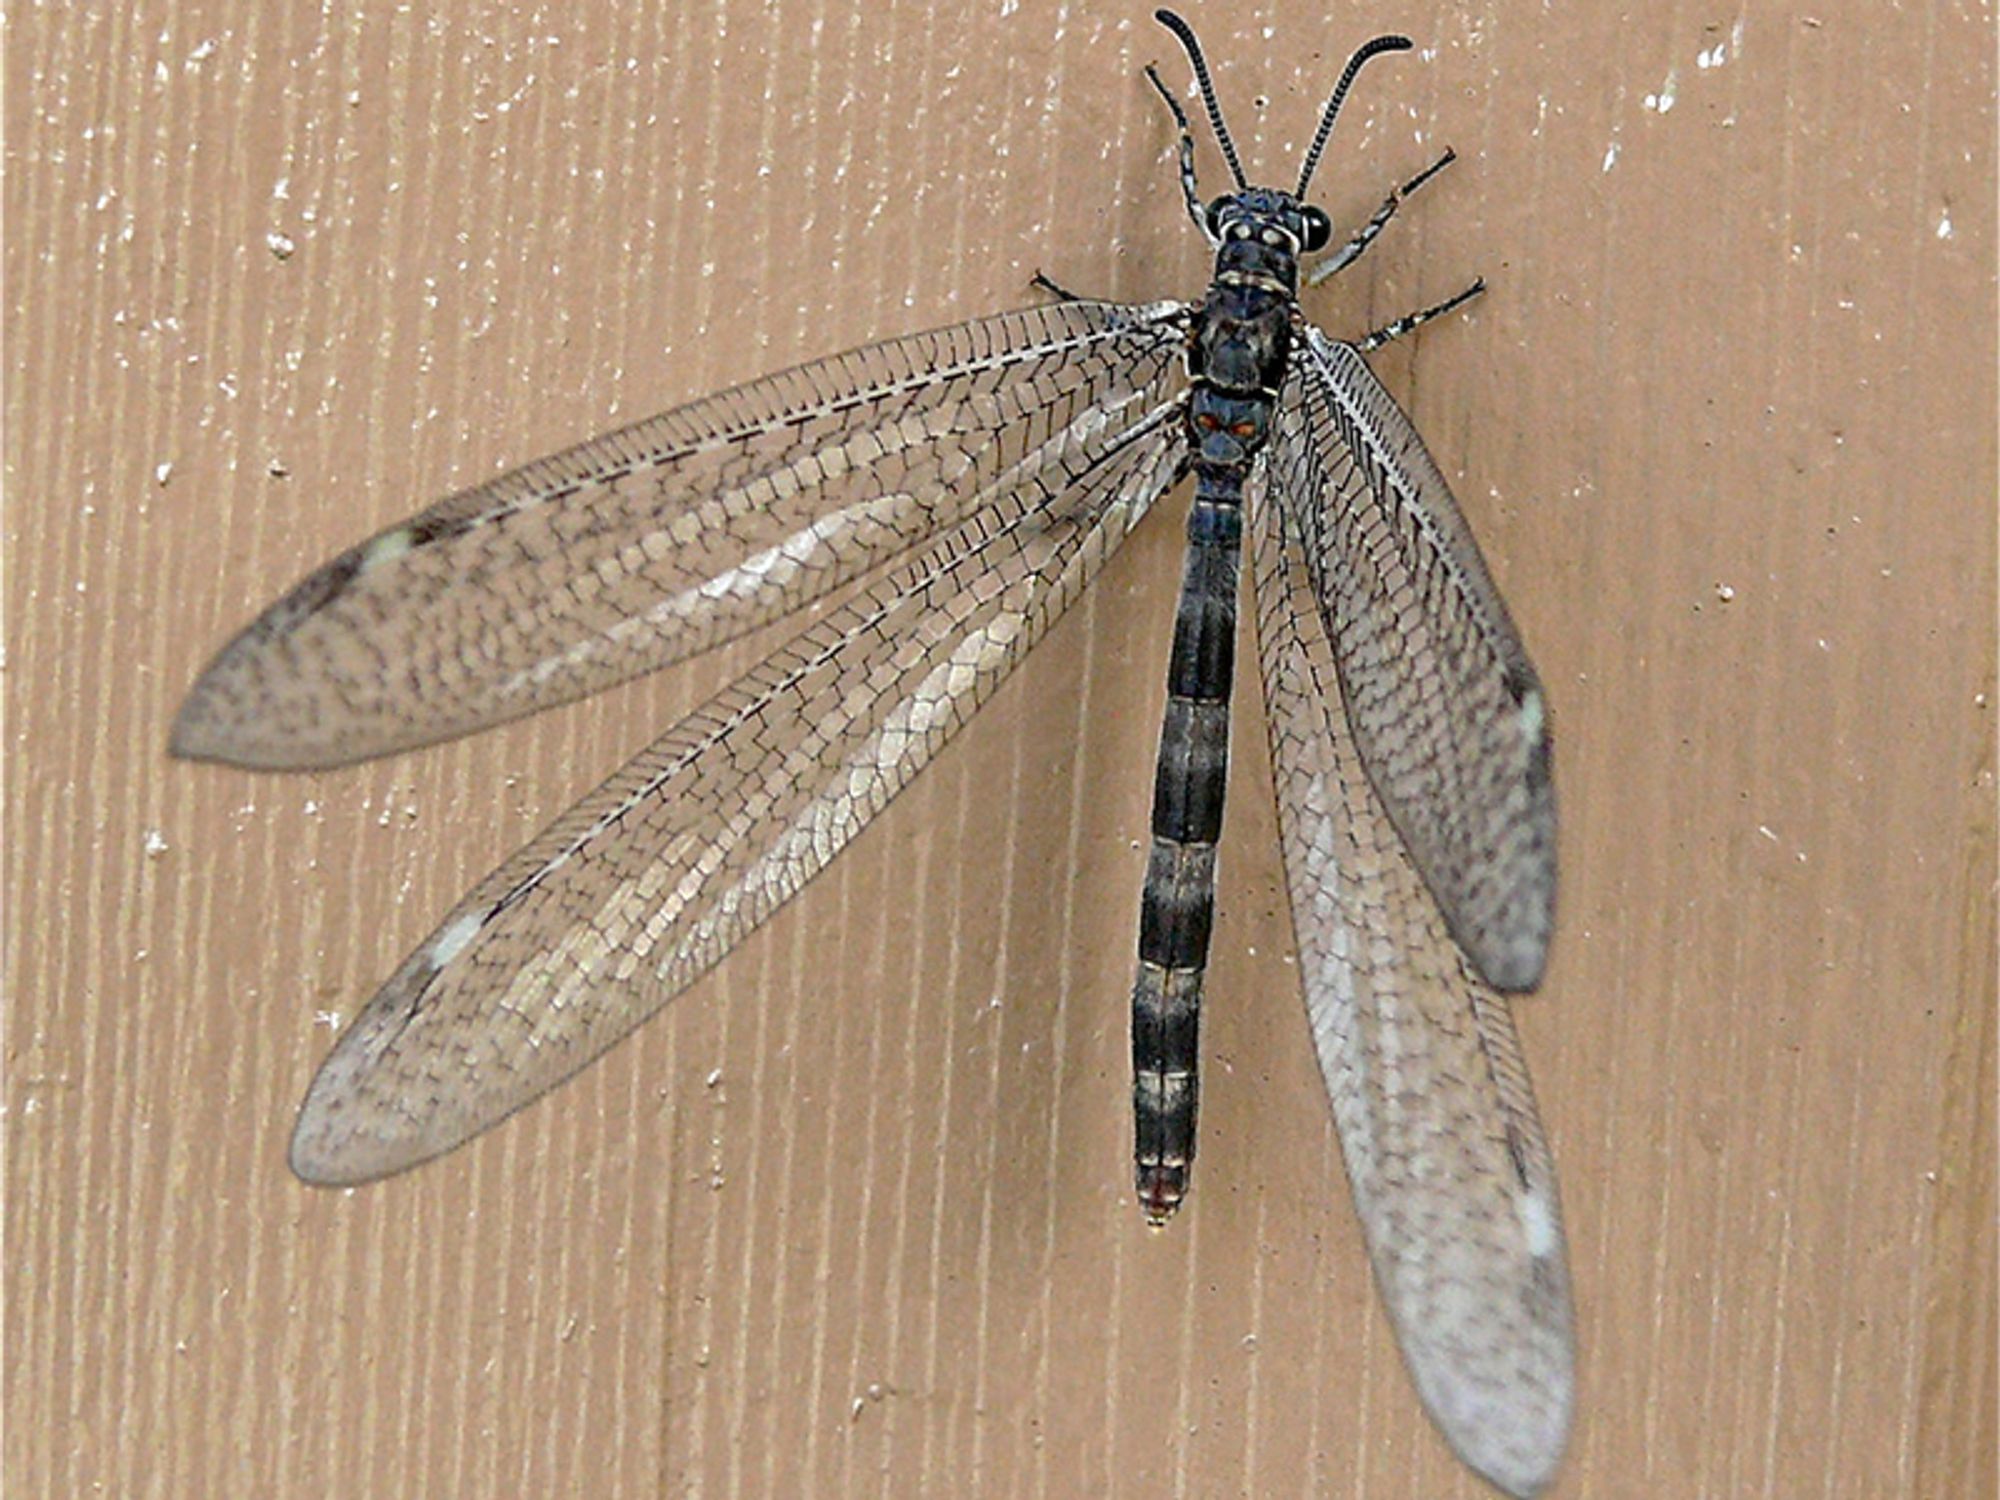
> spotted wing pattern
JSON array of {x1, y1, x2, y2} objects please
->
[
  {"x1": 173, "y1": 301, "x2": 1191, "y2": 1183},
  {"x1": 1253, "y1": 356, "x2": 1572, "y2": 1497},
  {"x1": 172, "y1": 301, "x2": 1188, "y2": 770},
  {"x1": 1281, "y1": 327, "x2": 1556, "y2": 991}
]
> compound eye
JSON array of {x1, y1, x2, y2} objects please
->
[
  {"x1": 1204, "y1": 196, "x2": 1231, "y2": 237},
  {"x1": 1300, "y1": 206, "x2": 1333, "y2": 252}
]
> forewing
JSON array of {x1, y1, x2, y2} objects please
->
[
  {"x1": 1250, "y1": 471, "x2": 1573, "y2": 1498},
  {"x1": 172, "y1": 301, "x2": 1188, "y2": 769},
  {"x1": 1280, "y1": 328, "x2": 1554, "y2": 990},
  {"x1": 288, "y1": 389, "x2": 1186, "y2": 1184}
]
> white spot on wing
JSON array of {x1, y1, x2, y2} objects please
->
[
  {"x1": 428, "y1": 911, "x2": 483, "y2": 970},
  {"x1": 1518, "y1": 687, "x2": 1545, "y2": 747},
  {"x1": 360, "y1": 527, "x2": 415, "y2": 572},
  {"x1": 1517, "y1": 1188, "x2": 1558, "y2": 1258}
]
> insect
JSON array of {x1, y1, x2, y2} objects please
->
[{"x1": 173, "y1": 11, "x2": 1573, "y2": 1496}]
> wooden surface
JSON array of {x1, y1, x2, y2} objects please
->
[{"x1": 6, "y1": 2, "x2": 1993, "y2": 1496}]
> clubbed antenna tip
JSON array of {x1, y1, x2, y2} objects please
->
[{"x1": 1296, "y1": 34, "x2": 1412, "y2": 198}]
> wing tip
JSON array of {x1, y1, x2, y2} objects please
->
[
  {"x1": 1454, "y1": 895, "x2": 1553, "y2": 991},
  {"x1": 165, "y1": 715, "x2": 213, "y2": 765},
  {"x1": 289, "y1": 1091, "x2": 439, "y2": 1188},
  {"x1": 1479, "y1": 935, "x2": 1550, "y2": 993},
  {"x1": 290, "y1": 1077, "x2": 396, "y2": 1188},
  {"x1": 168, "y1": 655, "x2": 298, "y2": 770},
  {"x1": 288, "y1": 1007, "x2": 448, "y2": 1187},
  {"x1": 1389, "y1": 1209, "x2": 1577, "y2": 1496},
  {"x1": 287, "y1": 1127, "x2": 372, "y2": 1188},
  {"x1": 167, "y1": 683, "x2": 240, "y2": 766},
  {"x1": 168, "y1": 673, "x2": 391, "y2": 771},
  {"x1": 1468, "y1": 1411, "x2": 1573, "y2": 1499},
  {"x1": 1424, "y1": 1371, "x2": 1575, "y2": 1499}
]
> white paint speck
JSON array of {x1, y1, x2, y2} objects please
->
[
  {"x1": 1602, "y1": 141, "x2": 1620, "y2": 172},
  {"x1": 266, "y1": 230, "x2": 296, "y2": 260},
  {"x1": 143, "y1": 828, "x2": 170, "y2": 857},
  {"x1": 155, "y1": 461, "x2": 173, "y2": 486},
  {"x1": 1936, "y1": 211, "x2": 1953, "y2": 239}
]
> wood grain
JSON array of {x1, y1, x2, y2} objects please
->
[{"x1": 6, "y1": 3, "x2": 1992, "y2": 1496}]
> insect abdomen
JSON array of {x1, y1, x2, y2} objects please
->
[{"x1": 1133, "y1": 472, "x2": 1247, "y2": 1223}]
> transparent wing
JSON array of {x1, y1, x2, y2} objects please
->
[
  {"x1": 1251, "y1": 454, "x2": 1572, "y2": 1496},
  {"x1": 172, "y1": 300, "x2": 1189, "y2": 769},
  {"x1": 286, "y1": 375, "x2": 1187, "y2": 1184},
  {"x1": 1280, "y1": 328, "x2": 1555, "y2": 990}
]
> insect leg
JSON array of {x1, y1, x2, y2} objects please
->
[
  {"x1": 1307, "y1": 148, "x2": 1458, "y2": 286},
  {"x1": 1030, "y1": 271, "x2": 1086, "y2": 302},
  {"x1": 1356, "y1": 276, "x2": 1485, "y2": 352},
  {"x1": 1143, "y1": 63, "x2": 1214, "y2": 243}
]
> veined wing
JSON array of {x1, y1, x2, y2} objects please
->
[
  {"x1": 1279, "y1": 327, "x2": 1555, "y2": 990},
  {"x1": 288, "y1": 375, "x2": 1186, "y2": 1184},
  {"x1": 171, "y1": 301, "x2": 1189, "y2": 770},
  {"x1": 1250, "y1": 464, "x2": 1573, "y2": 1497}
]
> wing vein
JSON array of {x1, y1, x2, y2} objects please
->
[
  {"x1": 286, "y1": 372, "x2": 1187, "y2": 1185},
  {"x1": 173, "y1": 301, "x2": 1190, "y2": 768},
  {"x1": 1278, "y1": 331, "x2": 1556, "y2": 990},
  {"x1": 1250, "y1": 461, "x2": 1573, "y2": 1496}
]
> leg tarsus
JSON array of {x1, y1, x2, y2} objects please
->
[
  {"x1": 1356, "y1": 276, "x2": 1485, "y2": 353},
  {"x1": 1030, "y1": 270, "x2": 1087, "y2": 302},
  {"x1": 1396, "y1": 145, "x2": 1459, "y2": 201}
]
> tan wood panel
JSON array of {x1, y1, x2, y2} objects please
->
[{"x1": 6, "y1": 2, "x2": 1993, "y2": 1496}]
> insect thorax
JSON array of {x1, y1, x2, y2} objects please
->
[{"x1": 1186, "y1": 192, "x2": 1309, "y2": 474}]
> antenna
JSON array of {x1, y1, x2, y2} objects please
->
[
  {"x1": 1152, "y1": 10, "x2": 1248, "y2": 191},
  {"x1": 1295, "y1": 34, "x2": 1412, "y2": 198}
]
